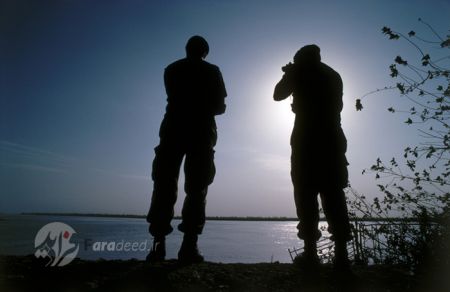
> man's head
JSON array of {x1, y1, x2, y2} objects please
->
[
  {"x1": 186, "y1": 35, "x2": 209, "y2": 59},
  {"x1": 294, "y1": 44, "x2": 321, "y2": 65}
]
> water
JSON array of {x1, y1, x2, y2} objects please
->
[{"x1": 0, "y1": 214, "x2": 330, "y2": 263}]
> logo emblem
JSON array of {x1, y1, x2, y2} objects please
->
[{"x1": 34, "y1": 222, "x2": 79, "y2": 267}]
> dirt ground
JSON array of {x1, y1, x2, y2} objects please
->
[{"x1": 1, "y1": 255, "x2": 448, "y2": 292}]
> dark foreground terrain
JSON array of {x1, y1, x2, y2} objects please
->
[{"x1": 0, "y1": 255, "x2": 448, "y2": 292}]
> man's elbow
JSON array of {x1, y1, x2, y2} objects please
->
[
  {"x1": 273, "y1": 89, "x2": 288, "y2": 101},
  {"x1": 214, "y1": 104, "x2": 226, "y2": 115}
]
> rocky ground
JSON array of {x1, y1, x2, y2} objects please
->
[{"x1": 0, "y1": 255, "x2": 448, "y2": 292}]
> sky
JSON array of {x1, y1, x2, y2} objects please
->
[{"x1": 1, "y1": 0, "x2": 449, "y2": 216}]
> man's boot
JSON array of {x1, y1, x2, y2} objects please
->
[
  {"x1": 334, "y1": 240, "x2": 351, "y2": 270},
  {"x1": 294, "y1": 239, "x2": 320, "y2": 268},
  {"x1": 146, "y1": 236, "x2": 166, "y2": 262},
  {"x1": 178, "y1": 234, "x2": 204, "y2": 264}
]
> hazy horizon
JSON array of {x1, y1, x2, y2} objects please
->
[{"x1": 2, "y1": 0, "x2": 450, "y2": 216}]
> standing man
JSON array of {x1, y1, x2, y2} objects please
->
[
  {"x1": 273, "y1": 45, "x2": 351, "y2": 268},
  {"x1": 147, "y1": 36, "x2": 227, "y2": 263}
]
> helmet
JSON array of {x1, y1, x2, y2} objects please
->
[{"x1": 294, "y1": 44, "x2": 321, "y2": 64}]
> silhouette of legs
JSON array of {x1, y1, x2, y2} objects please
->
[
  {"x1": 147, "y1": 145, "x2": 184, "y2": 238},
  {"x1": 293, "y1": 185, "x2": 322, "y2": 243},
  {"x1": 290, "y1": 147, "x2": 322, "y2": 244},
  {"x1": 147, "y1": 128, "x2": 217, "y2": 263},
  {"x1": 146, "y1": 144, "x2": 184, "y2": 262},
  {"x1": 320, "y1": 188, "x2": 351, "y2": 242},
  {"x1": 291, "y1": 176, "x2": 321, "y2": 266},
  {"x1": 320, "y1": 188, "x2": 352, "y2": 268},
  {"x1": 178, "y1": 147, "x2": 215, "y2": 234},
  {"x1": 291, "y1": 139, "x2": 352, "y2": 268},
  {"x1": 177, "y1": 146, "x2": 215, "y2": 263}
]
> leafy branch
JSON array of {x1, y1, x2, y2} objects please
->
[{"x1": 349, "y1": 19, "x2": 450, "y2": 269}]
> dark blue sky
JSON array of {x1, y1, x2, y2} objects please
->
[{"x1": 1, "y1": 0, "x2": 449, "y2": 215}]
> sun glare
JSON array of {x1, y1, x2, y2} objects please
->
[
  {"x1": 272, "y1": 98, "x2": 295, "y2": 128},
  {"x1": 261, "y1": 70, "x2": 296, "y2": 133}
]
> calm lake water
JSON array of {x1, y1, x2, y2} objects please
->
[{"x1": 0, "y1": 214, "x2": 331, "y2": 263}]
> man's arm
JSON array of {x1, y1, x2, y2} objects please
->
[
  {"x1": 273, "y1": 74, "x2": 293, "y2": 101},
  {"x1": 213, "y1": 69, "x2": 227, "y2": 115},
  {"x1": 163, "y1": 67, "x2": 174, "y2": 99}
]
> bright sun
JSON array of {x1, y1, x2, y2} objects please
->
[
  {"x1": 261, "y1": 71, "x2": 295, "y2": 132},
  {"x1": 274, "y1": 97, "x2": 295, "y2": 124}
]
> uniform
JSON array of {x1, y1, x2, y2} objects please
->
[
  {"x1": 147, "y1": 57, "x2": 227, "y2": 237},
  {"x1": 274, "y1": 60, "x2": 351, "y2": 243}
]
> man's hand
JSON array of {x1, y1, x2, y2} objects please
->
[{"x1": 282, "y1": 62, "x2": 295, "y2": 73}]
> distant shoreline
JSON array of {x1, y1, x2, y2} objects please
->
[
  {"x1": 20, "y1": 212, "x2": 298, "y2": 221},
  {"x1": 18, "y1": 212, "x2": 419, "y2": 222}
]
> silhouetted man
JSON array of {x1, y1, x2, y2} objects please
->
[
  {"x1": 146, "y1": 36, "x2": 227, "y2": 263},
  {"x1": 273, "y1": 45, "x2": 351, "y2": 268}
]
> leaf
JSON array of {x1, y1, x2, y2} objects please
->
[
  {"x1": 397, "y1": 83, "x2": 406, "y2": 94},
  {"x1": 382, "y1": 26, "x2": 400, "y2": 40},
  {"x1": 395, "y1": 56, "x2": 408, "y2": 65},
  {"x1": 421, "y1": 54, "x2": 430, "y2": 66},
  {"x1": 389, "y1": 64, "x2": 398, "y2": 77},
  {"x1": 356, "y1": 99, "x2": 363, "y2": 111},
  {"x1": 390, "y1": 157, "x2": 398, "y2": 167},
  {"x1": 441, "y1": 38, "x2": 450, "y2": 48},
  {"x1": 444, "y1": 86, "x2": 450, "y2": 97},
  {"x1": 381, "y1": 26, "x2": 391, "y2": 34}
]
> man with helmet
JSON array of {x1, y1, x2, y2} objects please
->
[
  {"x1": 146, "y1": 35, "x2": 227, "y2": 263},
  {"x1": 273, "y1": 45, "x2": 352, "y2": 269}
]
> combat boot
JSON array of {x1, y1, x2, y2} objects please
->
[
  {"x1": 293, "y1": 239, "x2": 320, "y2": 268},
  {"x1": 146, "y1": 236, "x2": 166, "y2": 262},
  {"x1": 333, "y1": 240, "x2": 351, "y2": 272},
  {"x1": 178, "y1": 234, "x2": 204, "y2": 264}
]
